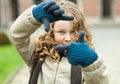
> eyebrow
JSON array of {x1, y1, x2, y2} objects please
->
[{"x1": 54, "y1": 27, "x2": 65, "y2": 31}]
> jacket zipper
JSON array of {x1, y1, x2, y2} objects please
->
[{"x1": 53, "y1": 61, "x2": 60, "y2": 84}]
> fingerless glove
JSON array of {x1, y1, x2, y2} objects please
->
[{"x1": 67, "y1": 42, "x2": 98, "y2": 67}]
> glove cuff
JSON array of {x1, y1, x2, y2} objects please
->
[{"x1": 83, "y1": 57, "x2": 103, "y2": 71}]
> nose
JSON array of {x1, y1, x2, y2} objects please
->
[{"x1": 64, "y1": 33, "x2": 72, "y2": 43}]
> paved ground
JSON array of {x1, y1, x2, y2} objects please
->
[
  {"x1": 91, "y1": 25, "x2": 120, "y2": 84},
  {"x1": 3, "y1": 25, "x2": 120, "y2": 84}
]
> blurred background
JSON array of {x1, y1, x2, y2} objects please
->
[{"x1": 0, "y1": 0, "x2": 120, "y2": 84}]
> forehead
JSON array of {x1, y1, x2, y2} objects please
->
[{"x1": 53, "y1": 20, "x2": 73, "y2": 30}]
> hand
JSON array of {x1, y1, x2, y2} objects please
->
[
  {"x1": 32, "y1": 0, "x2": 74, "y2": 32},
  {"x1": 55, "y1": 31, "x2": 98, "y2": 67}
]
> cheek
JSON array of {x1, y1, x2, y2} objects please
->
[{"x1": 54, "y1": 34, "x2": 64, "y2": 44}]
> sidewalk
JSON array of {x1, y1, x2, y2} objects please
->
[
  {"x1": 91, "y1": 25, "x2": 120, "y2": 84},
  {"x1": 4, "y1": 25, "x2": 120, "y2": 84}
]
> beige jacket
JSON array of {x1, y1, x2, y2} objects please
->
[{"x1": 9, "y1": 6, "x2": 109, "y2": 84}]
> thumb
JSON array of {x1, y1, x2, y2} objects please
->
[
  {"x1": 79, "y1": 31, "x2": 85, "y2": 42},
  {"x1": 55, "y1": 44, "x2": 69, "y2": 51},
  {"x1": 41, "y1": 17, "x2": 50, "y2": 32}
]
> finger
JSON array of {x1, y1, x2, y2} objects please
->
[
  {"x1": 78, "y1": 31, "x2": 85, "y2": 42},
  {"x1": 53, "y1": 9, "x2": 64, "y2": 16},
  {"x1": 46, "y1": 4, "x2": 59, "y2": 13},
  {"x1": 60, "y1": 15, "x2": 74, "y2": 21},
  {"x1": 41, "y1": 17, "x2": 50, "y2": 32},
  {"x1": 43, "y1": 1, "x2": 56, "y2": 10},
  {"x1": 55, "y1": 44, "x2": 69, "y2": 51}
]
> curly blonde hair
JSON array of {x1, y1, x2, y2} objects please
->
[{"x1": 34, "y1": 1, "x2": 94, "y2": 61}]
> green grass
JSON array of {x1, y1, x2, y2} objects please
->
[{"x1": 0, "y1": 44, "x2": 24, "y2": 83}]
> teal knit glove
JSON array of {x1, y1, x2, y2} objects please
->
[
  {"x1": 55, "y1": 31, "x2": 98, "y2": 67},
  {"x1": 32, "y1": 0, "x2": 74, "y2": 32}
]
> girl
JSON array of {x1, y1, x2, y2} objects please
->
[{"x1": 9, "y1": 0, "x2": 109, "y2": 84}]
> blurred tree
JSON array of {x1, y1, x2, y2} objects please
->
[
  {"x1": 102, "y1": 0, "x2": 112, "y2": 18},
  {"x1": 10, "y1": 0, "x2": 19, "y2": 20},
  {"x1": 0, "y1": 0, "x2": 1, "y2": 27}
]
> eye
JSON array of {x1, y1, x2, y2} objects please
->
[
  {"x1": 58, "y1": 31, "x2": 65, "y2": 34},
  {"x1": 70, "y1": 31, "x2": 74, "y2": 34}
]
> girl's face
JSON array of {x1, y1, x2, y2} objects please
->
[{"x1": 53, "y1": 20, "x2": 76, "y2": 45}]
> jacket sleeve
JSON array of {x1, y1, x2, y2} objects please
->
[
  {"x1": 9, "y1": 6, "x2": 45, "y2": 66},
  {"x1": 82, "y1": 56, "x2": 109, "y2": 84}
]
